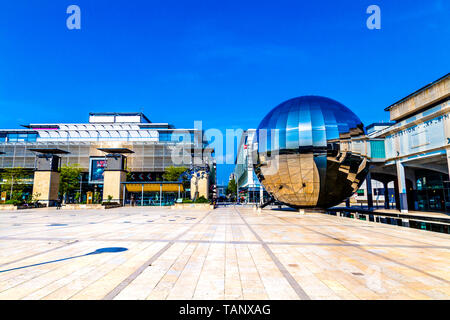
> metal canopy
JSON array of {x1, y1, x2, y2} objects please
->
[
  {"x1": 97, "y1": 148, "x2": 134, "y2": 154},
  {"x1": 28, "y1": 148, "x2": 70, "y2": 155}
]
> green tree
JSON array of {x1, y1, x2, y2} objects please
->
[
  {"x1": 0, "y1": 167, "x2": 30, "y2": 199},
  {"x1": 163, "y1": 166, "x2": 190, "y2": 198},
  {"x1": 163, "y1": 166, "x2": 189, "y2": 187},
  {"x1": 162, "y1": 166, "x2": 188, "y2": 181},
  {"x1": 226, "y1": 178, "x2": 237, "y2": 198},
  {"x1": 59, "y1": 163, "x2": 82, "y2": 203}
]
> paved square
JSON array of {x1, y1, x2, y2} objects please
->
[{"x1": 0, "y1": 206, "x2": 449, "y2": 300}]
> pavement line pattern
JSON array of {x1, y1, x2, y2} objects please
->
[
  {"x1": 276, "y1": 215, "x2": 450, "y2": 285},
  {"x1": 233, "y1": 206, "x2": 311, "y2": 300},
  {"x1": 2, "y1": 236, "x2": 449, "y2": 249},
  {"x1": 102, "y1": 210, "x2": 212, "y2": 300},
  {"x1": 0, "y1": 207, "x2": 449, "y2": 300},
  {"x1": 0, "y1": 240, "x2": 79, "y2": 269}
]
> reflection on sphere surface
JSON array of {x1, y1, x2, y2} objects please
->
[{"x1": 253, "y1": 96, "x2": 369, "y2": 209}]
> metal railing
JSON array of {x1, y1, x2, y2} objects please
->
[{"x1": 326, "y1": 207, "x2": 450, "y2": 234}]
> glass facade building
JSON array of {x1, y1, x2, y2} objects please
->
[
  {"x1": 234, "y1": 129, "x2": 270, "y2": 204},
  {"x1": 0, "y1": 112, "x2": 214, "y2": 205},
  {"x1": 367, "y1": 73, "x2": 450, "y2": 213}
]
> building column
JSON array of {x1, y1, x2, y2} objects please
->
[
  {"x1": 32, "y1": 154, "x2": 62, "y2": 207},
  {"x1": 103, "y1": 170, "x2": 126, "y2": 203},
  {"x1": 123, "y1": 184, "x2": 126, "y2": 206},
  {"x1": 33, "y1": 171, "x2": 60, "y2": 206},
  {"x1": 383, "y1": 182, "x2": 390, "y2": 209},
  {"x1": 396, "y1": 161, "x2": 408, "y2": 213},
  {"x1": 366, "y1": 171, "x2": 373, "y2": 210},
  {"x1": 446, "y1": 148, "x2": 450, "y2": 181},
  {"x1": 141, "y1": 184, "x2": 144, "y2": 207},
  {"x1": 259, "y1": 185, "x2": 264, "y2": 205},
  {"x1": 102, "y1": 154, "x2": 128, "y2": 204}
]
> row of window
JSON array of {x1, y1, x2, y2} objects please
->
[
  {"x1": 0, "y1": 132, "x2": 199, "y2": 144},
  {"x1": 0, "y1": 133, "x2": 38, "y2": 143}
]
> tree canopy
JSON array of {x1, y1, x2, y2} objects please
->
[
  {"x1": 0, "y1": 167, "x2": 31, "y2": 196},
  {"x1": 59, "y1": 163, "x2": 82, "y2": 198},
  {"x1": 226, "y1": 178, "x2": 237, "y2": 196},
  {"x1": 163, "y1": 166, "x2": 188, "y2": 182},
  {"x1": 163, "y1": 166, "x2": 189, "y2": 190}
]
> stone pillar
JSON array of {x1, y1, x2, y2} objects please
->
[
  {"x1": 366, "y1": 171, "x2": 373, "y2": 210},
  {"x1": 103, "y1": 170, "x2": 126, "y2": 203},
  {"x1": 383, "y1": 182, "x2": 390, "y2": 209},
  {"x1": 33, "y1": 171, "x2": 60, "y2": 206},
  {"x1": 32, "y1": 154, "x2": 61, "y2": 207},
  {"x1": 396, "y1": 161, "x2": 408, "y2": 213},
  {"x1": 102, "y1": 153, "x2": 129, "y2": 203}
]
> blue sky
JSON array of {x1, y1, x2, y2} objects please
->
[{"x1": 0, "y1": 0, "x2": 448, "y2": 184}]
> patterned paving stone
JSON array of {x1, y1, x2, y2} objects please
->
[{"x1": 0, "y1": 206, "x2": 448, "y2": 300}]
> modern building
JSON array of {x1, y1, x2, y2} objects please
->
[
  {"x1": 216, "y1": 185, "x2": 227, "y2": 199},
  {"x1": 0, "y1": 112, "x2": 214, "y2": 206},
  {"x1": 367, "y1": 73, "x2": 450, "y2": 213},
  {"x1": 241, "y1": 74, "x2": 450, "y2": 214},
  {"x1": 354, "y1": 178, "x2": 396, "y2": 208},
  {"x1": 234, "y1": 129, "x2": 269, "y2": 204},
  {"x1": 354, "y1": 122, "x2": 396, "y2": 207}
]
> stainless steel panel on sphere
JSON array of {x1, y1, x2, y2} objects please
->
[{"x1": 253, "y1": 96, "x2": 369, "y2": 209}]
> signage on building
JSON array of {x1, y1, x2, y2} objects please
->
[
  {"x1": 387, "y1": 114, "x2": 449, "y2": 140},
  {"x1": 385, "y1": 113, "x2": 449, "y2": 159},
  {"x1": 89, "y1": 158, "x2": 106, "y2": 183},
  {"x1": 128, "y1": 172, "x2": 162, "y2": 182}
]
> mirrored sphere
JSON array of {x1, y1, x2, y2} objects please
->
[{"x1": 253, "y1": 96, "x2": 369, "y2": 209}]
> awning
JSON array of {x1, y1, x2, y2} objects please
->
[{"x1": 123, "y1": 182, "x2": 184, "y2": 193}]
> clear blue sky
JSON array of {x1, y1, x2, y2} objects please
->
[{"x1": 0, "y1": 0, "x2": 449, "y2": 184}]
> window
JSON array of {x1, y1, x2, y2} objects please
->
[
  {"x1": 5, "y1": 133, "x2": 38, "y2": 142},
  {"x1": 159, "y1": 131, "x2": 194, "y2": 143},
  {"x1": 370, "y1": 140, "x2": 385, "y2": 159},
  {"x1": 27, "y1": 134, "x2": 37, "y2": 142},
  {"x1": 7, "y1": 134, "x2": 18, "y2": 142}
]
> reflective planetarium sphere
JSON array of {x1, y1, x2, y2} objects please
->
[{"x1": 253, "y1": 96, "x2": 369, "y2": 209}]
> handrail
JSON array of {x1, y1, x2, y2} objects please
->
[{"x1": 327, "y1": 207, "x2": 450, "y2": 224}]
